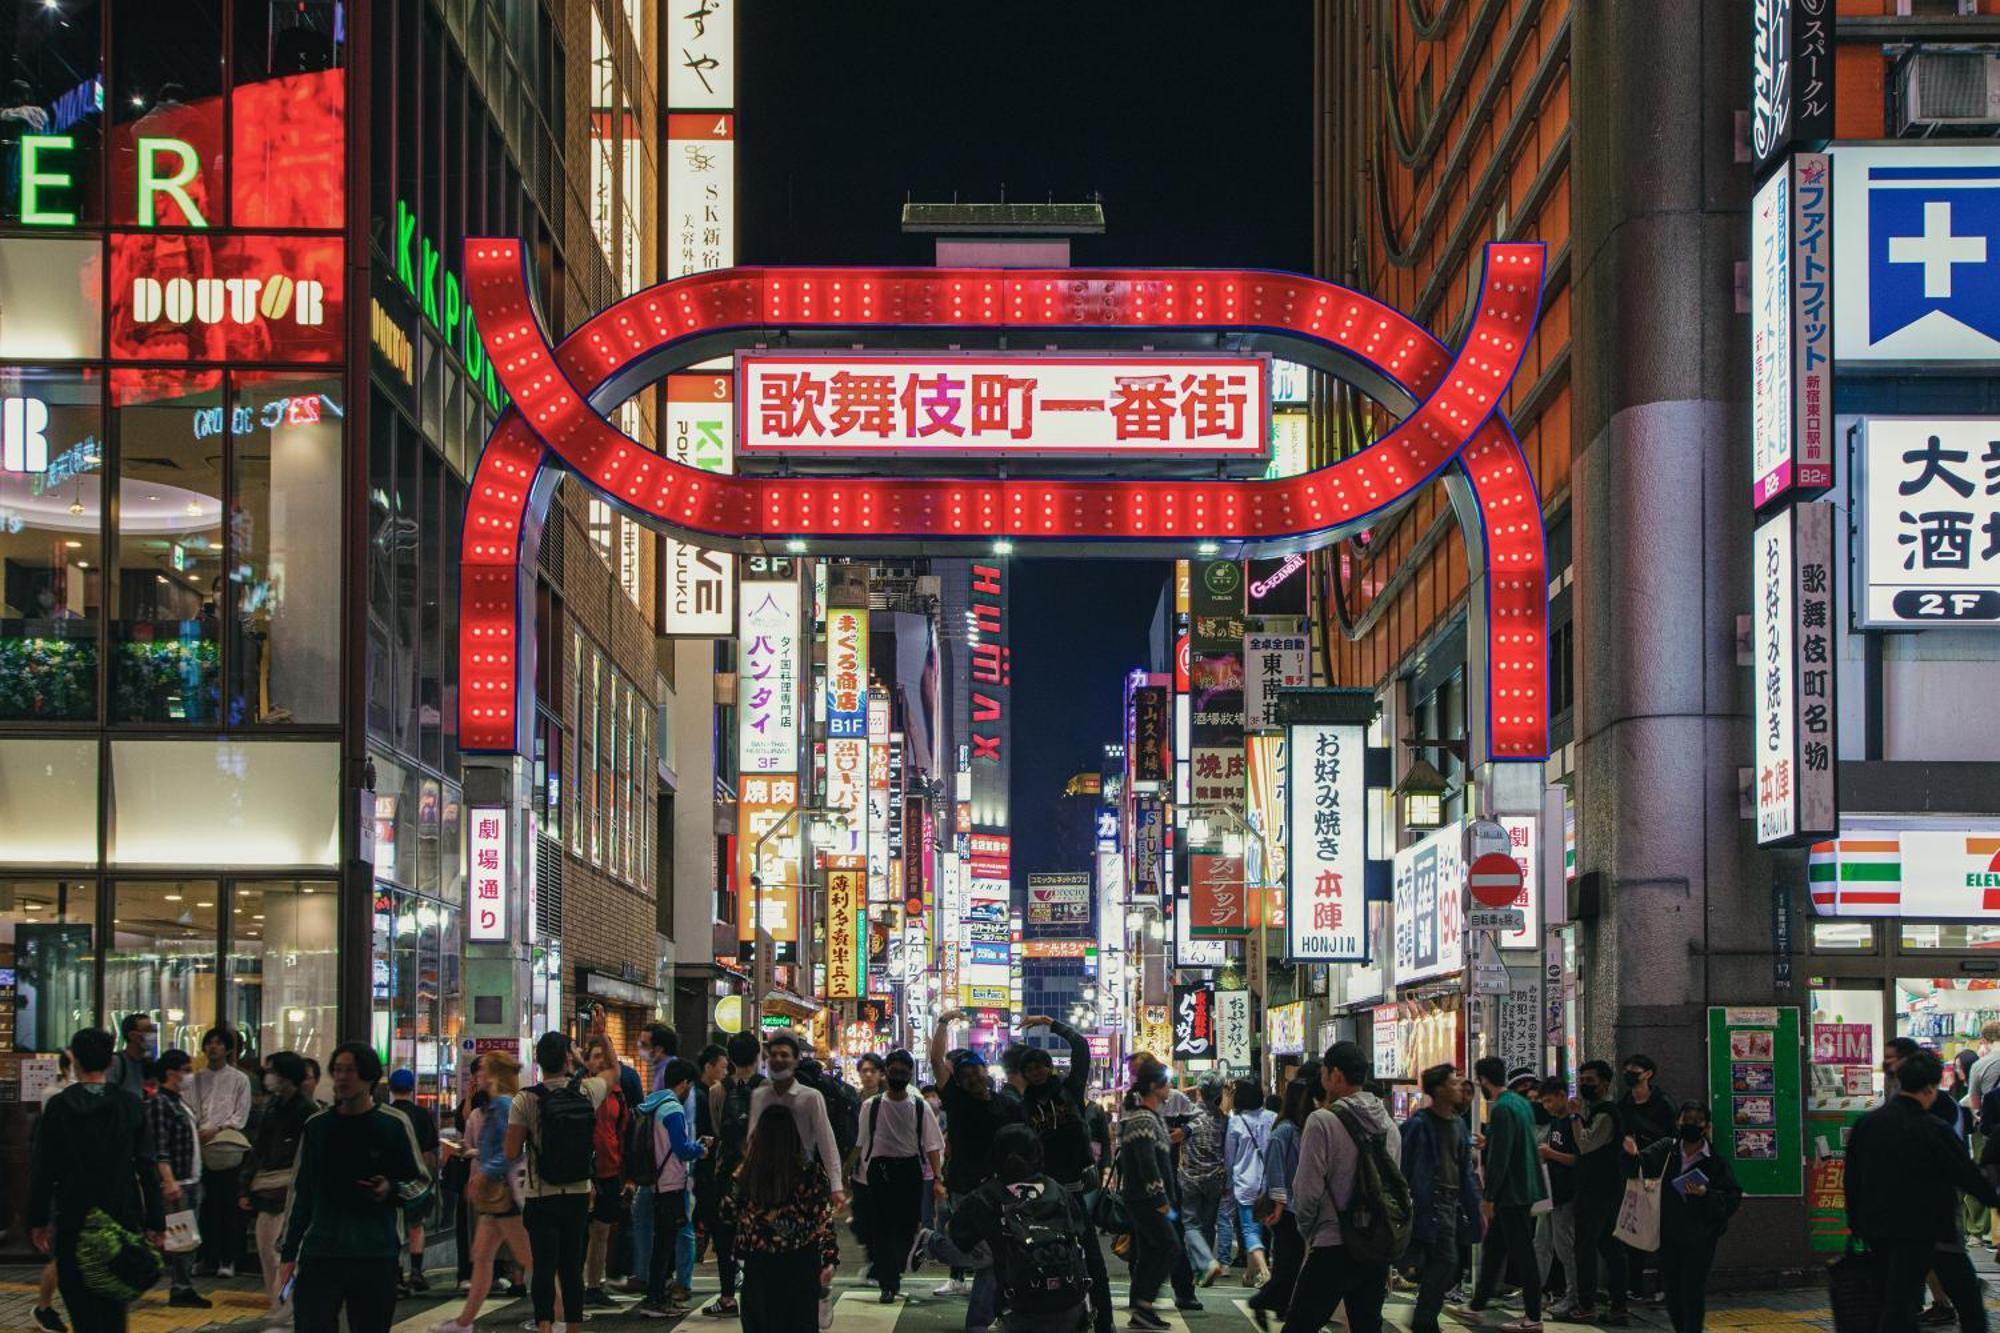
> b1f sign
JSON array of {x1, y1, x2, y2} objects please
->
[
  {"x1": 1286, "y1": 721, "x2": 1367, "y2": 961},
  {"x1": 740, "y1": 353, "x2": 1271, "y2": 461},
  {"x1": 468, "y1": 807, "x2": 509, "y2": 942},
  {"x1": 1834, "y1": 146, "x2": 2000, "y2": 364},
  {"x1": 1854, "y1": 418, "x2": 2000, "y2": 627},
  {"x1": 1752, "y1": 153, "x2": 1833, "y2": 509},
  {"x1": 1754, "y1": 502, "x2": 1838, "y2": 847}
]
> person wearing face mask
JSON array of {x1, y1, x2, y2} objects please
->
[
  {"x1": 855, "y1": 1049, "x2": 943, "y2": 1302},
  {"x1": 242, "y1": 1051, "x2": 316, "y2": 1327},
  {"x1": 1615, "y1": 1055, "x2": 1672, "y2": 1304},
  {"x1": 1566, "y1": 1061, "x2": 1629, "y2": 1326},
  {"x1": 1618, "y1": 1103, "x2": 1741, "y2": 1333},
  {"x1": 748, "y1": 1033, "x2": 846, "y2": 1205}
]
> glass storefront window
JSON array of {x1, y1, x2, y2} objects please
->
[
  {"x1": 107, "y1": 880, "x2": 219, "y2": 1055},
  {"x1": 110, "y1": 371, "x2": 223, "y2": 723},
  {"x1": 230, "y1": 374, "x2": 341, "y2": 724},
  {"x1": 0, "y1": 738, "x2": 98, "y2": 866},
  {"x1": 0, "y1": 0, "x2": 105, "y2": 227},
  {"x1": 0, "y1": 238, "x2": 104, "y2": 359},
  {"x1": 0, "y1": 368, "x2": 103, "y2": 721},
  {"x1": 1811, "y1": 921, "x2": 1876, "y2": 952},
  {"x1": 108, "y1": 738, "x2": 340, "y2": 868},
  {"x1": 109, "y1": 0, "x2": 224, "y2": 228},
  {"x1": 371, "y1": 883, "x2": 458, "y2": 1102},
  {"x1": 1901, "y1": 923, "x2": 2000, "y2": 950},
  {"x1": 2, "y1": 879, "x2": 96, "y2": 1052},
  {"x1": 231, "y1": 0, "x2": 344, "y2": 229},
  {"x1": 227, "y1": 879, "x2": 335, "y2": 1066}
]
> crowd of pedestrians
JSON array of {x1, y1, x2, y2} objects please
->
[{"x1": 35, "y1": 1013, "x2": 2000, "y2": 1333}]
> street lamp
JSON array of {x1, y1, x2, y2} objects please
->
[
  {"x1": 1397, "y1": 757, "x2": 1451, "y2": 831},
  {"x1": 749, "y1": 803, "x2": 851, "y2": 1017}
]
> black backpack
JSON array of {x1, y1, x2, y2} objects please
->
[
  {"x1": 1331, "y1": 1104, "x2": 1413, "y2": 1266},
  {"x1": 623, "y1": 1095, "x2": 663, "y2": 1187},
  {"x1": 995, "y1": 1180, "x2": 1089, "y2": 1316},
  {"x1": 816, "y1": 1072, "x2": 862, "y2": 1160},
  {"x1": 1980, "y1": 1082, "x2": 2000, "y2": 1139},
  {"x1": 527, "y1": 1081, "x2": 598, "y2": 1186},
  {"x1": 717, "y1": 1073, "x2": 765, "y2": 1172}
]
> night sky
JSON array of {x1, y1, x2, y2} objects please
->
[{"x1": 736, "y1": 2, "x2": 1316, "y2": 876}]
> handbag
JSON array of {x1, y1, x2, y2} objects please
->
[
  {"x1": 249, "y1": 1165, "x2": 296, "y2": 1214},
  {"x1": 75, "y1": 1207, "x2": 161, "y2": 1303},
  {"x1": 162, "y1": 1208, "x2": 201, "y2": 1255},
  {"x1": 201, "y1": 1128, "x2": 251, "y2": 1172},
  {"x1": 472, "y1": 1173, "x2": 515, "y2": 1216},
  {"x1": 1091, "y1": 1166, "x2": 1131, "y2": 1236},
  {"x1": 1613, "y1": 1173, "x2": 1662, "y2": 1252},
  {"x1": 1827, "y1": 1242, "x2": 1883, "y2": 1333}
]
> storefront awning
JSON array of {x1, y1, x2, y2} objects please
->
[{"x1": 1810, "y1": 823, "x2": 2000, "y2": 918}]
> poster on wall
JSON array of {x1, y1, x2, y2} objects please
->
[
  {"x1": 1753, "y1": 502, "x2": 1837, "y2": 847},
  {"x1": 1706, "y1": 1006, "x2": 1803, "y2": 1197},
  {"x1": 1853, "y1": 417, "x2": 2000, "y2": 628},
  {"x1": 1286, "y1": 721, "x2": 1368, "y2": 961},
  {"x1": 1393, "y1": 824, "x2": 1465, "y2": 985}
]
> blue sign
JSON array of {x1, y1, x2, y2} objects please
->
[
  {"x1": 1837, "y1": 147, "x2": 2000, "y2": 362},
  {"x1": 970, "y1": 940, "x2": 1010, "y2": 967}
]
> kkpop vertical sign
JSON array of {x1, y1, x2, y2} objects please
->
[
  {"x1": 1754, "y1": 501, "x2": 1838, "y2": 847},
  {"x1": 1287, "y1": 722, "x2": 1368, "y2": 961},
  {"x1": 662, "y1": 373, "x2": 736, "y2": 637},
  {"x1": 468, "y1": 806, "x2": 509, "y2": 941}
]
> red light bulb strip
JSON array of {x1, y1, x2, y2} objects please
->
[{"x1": 458, "y1": 246, "x2": 1549, "y2": 760}]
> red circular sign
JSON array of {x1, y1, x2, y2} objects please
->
[{"x1": 1468, "y1": 852, "x2": 1525, "y2": 909}]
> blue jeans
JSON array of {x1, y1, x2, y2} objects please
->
[
  {"x1": 630, "y1": 1184, "x2": 655, "y2": 1284},
  {"x1": 928, "y1": 1191, "x2": 999, "y2": 1329},
  {"x1": 1236, "y1": 1202, "x2": 1266, "y2": 1256},
  {"x1": 1181, "y1": 1175, "x2": 1231, "y2": 1272},
  {"x1": 675, "y1": 1187, "x2": 696, "y2": 1289}
]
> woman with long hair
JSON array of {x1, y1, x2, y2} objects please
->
[
  {"x1": 724, "y1": 1105, "x2": 838, "y2": 1333},
  {"x1": 445, "y1": 1057, "x2": 485, "y2": 1291},
  {"x1": 431, "y1": 1052, "x2": 533, "y2": 1333},
  {"x1": 1247, "y1": 1061, "x2": 1321, "y2": 1329}
]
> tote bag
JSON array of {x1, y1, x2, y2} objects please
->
[{"x1": 1613, "y1": 1174, "x2": 1662, "y2": 1252}]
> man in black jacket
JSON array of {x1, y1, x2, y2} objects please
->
[
  {"x1": 1848, "y1": 1049, "x2": 2000, "y2": 1333},
  {"x1": 1018, "y1": 1016, "x2": 1114, "y2": 1333},
  {"x1": 1616, "y1": 1054, "x2": 1674, "y2": 1303},
  {"x1": 29, "y1": 1028, "x2": 167, "y2": 1333}
]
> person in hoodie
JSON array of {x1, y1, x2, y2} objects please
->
[
  {"x1": 1399, "y1": 1064, "x2": 1482, "y2": 1333},
  {"x1": 1278, "y1": 1041, "x2": 1399, "y2": 1333},
  {"x1": 1118, "y1": 1063, "x2": 1181, "y2": 1332},
  {"x1": 1466, "y1": 1058, "x2": 1547, "y2": 1332},
  {"x1": 638, "y1": 1058, "x2": 706, "y2": 1319},
  {"x1": 1247, "y1": 1061, "x2": 1323, "y2": 1331},
  {"x1": 1016, "y1": 1017, "x2": 1114, "y2": 1333},
  {"x1": 947, "y1": 1123, "x2": 1095, "y2": 1333},
  {"x1": 29, "y1": 1027, "x2": 166, "y2": 1333},
  {"x1": 1225, "y1": 1079, "x2": 1277, "y2": 1286}
]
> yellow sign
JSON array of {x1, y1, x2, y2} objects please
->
[{"x1": 826, "y1": 868, "x2": 864, "y2": 999}]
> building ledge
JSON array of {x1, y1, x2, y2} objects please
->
[{"x1": 1839, "y1": 760, "x2": 2000, "y2": 816}]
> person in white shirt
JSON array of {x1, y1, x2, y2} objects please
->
[
  {"x1": 748, "y1": 1032, "x2": 846, "y2": 1207},
  {"x1": 190, "y1": 1025, "x2": 252, "y2": 1278},
  {"x1": 854, "y1": 1049, "x2": 944, "y2": 1302}
]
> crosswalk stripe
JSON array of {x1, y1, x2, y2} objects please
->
[{"x1": 836, "y1": 1288, "x2": 910, "y2": 1332}]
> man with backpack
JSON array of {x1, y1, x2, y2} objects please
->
[
  {"x1": 1280, "y1": 1041, "x2": 1406, "y2": 1333},
  {"x1": 507, "y1": 1032, "x2": 609, "y2": 1333},
  {"x1": 29, "y1": 1027, "x2": 166, "y2": 1333},
  {"x1": 948, "y1": 1123, "x2": 1094, "y2": 1333},
  {"x1": 1016, "y1": 1016, "x2": 1115, "y2": 1333},
  {"x1": 1399, "y1": 1064, "x2": 1482, "y2": 1333},
  {"x1": 636, "y1": 1059, "x2": 707, "y2": 1319},
  {"x1": 855, "y1": 1048, "x2": 944, "y2": 1302},
  {"x1": 1465, "y1": 1058, "x2": 1547, "y2": 1333},
  {"x1": 701, "y1": 1032, "x2": 765, "y2": 1317}
]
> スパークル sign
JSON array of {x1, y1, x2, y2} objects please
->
[
  {"x1": 1751, "y1": 0, "x2": 1834, "y2": 176},
  {"x1": 739, "y1": 353, "x2": 1271, "y2": 461},
  {"x1": 1833, "y1": 145, "x2": 2000, "y2": 364},
  {"x1": 1754, "y1": 502, "x2": 1838, "y2": 847},
  {"x1": 1752, "y1": 153, "x2": 1833, "y2": 508},
  {"x1": 1286, "y1": 722, "x2": 1368, "y2": 961},
  {"x1": 1854, "y1": 418, "x2": 2000, "y2": 627}
]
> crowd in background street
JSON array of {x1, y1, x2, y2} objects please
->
[{"x1": 36, "y1": 1013, "x2": 2000, "y2": 1333}]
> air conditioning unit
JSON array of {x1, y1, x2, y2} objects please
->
[{"x1": 1897, "y1": 51, "x2": 2000, "y2": 135}]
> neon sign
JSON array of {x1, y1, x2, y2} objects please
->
[
  {"x1": 191, "y1": 394, "x2": 341, "y2": 441},
  {"x1": 18, "y1": 134, "x2": 209, "y2": 228},
  {"x1": 392, "y1": 199, "x2": 505, "y2": 411}
]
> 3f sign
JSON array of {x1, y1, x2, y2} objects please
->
[
  {"x1": 18, "y1": 134, "x2": 210, "y2": 227},
  {"x1": 1, "y1": 397, "x2": 49, "y2": 473}
]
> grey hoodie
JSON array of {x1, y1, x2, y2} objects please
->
[{"x1": 1290, "y1": 1091, "x2": 1400, "y2": 1250}]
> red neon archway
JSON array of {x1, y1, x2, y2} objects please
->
[{"x1": 458, "y1": 241, "x2": 1550, "y2": 759}]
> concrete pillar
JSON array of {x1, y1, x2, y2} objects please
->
[{"x1": 1571, "y1": 0, "x2": 1797, "y2": 1272}]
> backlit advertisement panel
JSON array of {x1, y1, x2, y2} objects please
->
[
  {"x1": 663, "y1": 374, "x2": 736, "y2": 637},
  {"x1": 1393, "y1": 824, "x2": 1464, "y2": 985},
  {"x1": 109, "y1": 233, "x2": 344, "y2": 364}
]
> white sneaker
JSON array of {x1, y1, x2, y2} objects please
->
[
  {"x1": 934, "y1": 1279, "x2": 969, "y2": 1297},
  {"x1": 818, "y1": 1296, "x2": 834, "y2": 1329},
  {"x1": 431, "y1": 1322, "x2": 474, "y2": 1333},
  {"x1": 217, "y1": 1265, "x2": 237, "y2": 1280}
]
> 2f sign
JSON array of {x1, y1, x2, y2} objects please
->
[{"x1": 1, "y1": 397, "x2": 49, "y2": 473}]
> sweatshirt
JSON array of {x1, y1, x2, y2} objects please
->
[
  {"x1": 279, "y1": 1103, "x2": 431, "y2": 1262},
  {"x1": 1226, "y1": 1108, "x2": 1276, "y2": 1206},
  {"x1": 1291, "y1": 1091, "x2": 1400, "y2": 1249},
  {"x1": 1117, "y1": 1102, "x2": 1174, "y2": 1205},
  {"x1": 29, "y1": 1082, "x2": 166, "y2": 1234},
  {"x1": 1480, "y1": 1088, "x2": 1546, "y2": 1208},
  {"x1": 642, "y1": 1087, "x2": 706, "y2": 1191}
]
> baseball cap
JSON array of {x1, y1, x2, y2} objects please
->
[
  {"x1": 389, "y1": 1068, "x2": 416, "y2": 1092},
  {"x1": 950, "y1": 1048, "x2": 987, "y2": 1071}
]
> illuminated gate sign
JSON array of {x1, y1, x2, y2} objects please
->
[{"x1": 739, "y1": 353, "x2": 1270, "y2": 460}]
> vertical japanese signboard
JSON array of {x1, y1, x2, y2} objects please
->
[
  {"x1": 1217, "y1": 989, "x2": 1253, "y2": 1074},
  {"x1": 735, "y1": 774, "x2": 800, "y2": 942},
  {"x1": 868, "y1": 692, "x2": 892, "y2": 906},
  {"x1": 1854, "y1": 418, "x2": 2000, "y2": 627},
  {"x1": 1244, "y1": 632, "x2": 1309, "y2": 731},
  {"x1": 1751, "y1": 0, "x2": 1833, "y2": 176},
  {"x1": 1754, "y1": 502, "x2": 1837, "y2": 847},
  {"x1": 1392, "y1": 824, "x2": 1465, "y2": 985},
  {"x1": 1189, "y1": 851, "x2": 1248, "y2": 936},
  {"x1": 1707, "y1": 1006, "x2": 1804, "y2": 1197},
  {"x1": 1190, "y1": 650, "x2": 1247, "y2": 805},
  {"x1": 826, "y1": 866, "x2": 863, "y2": 999},
  {"x1": 1752, "y1": 153, "x2": 1833, "y2": 509},
  {"x1": 667, "y1": 114, "x2": 733, "y2": 281},
  {"x1": 469, "y1": 806, "x2": 509, "y2": 941},
  {"x1": 826, "y1": 609, "x2": 869, "y2": 738},
  {"x1": 1245, "y1": 733, "x2": 1289, "y2": 922},
  {"x1": 969, "y1": 562, "x2": 1010, "y2": 829},
  {"x1": 666, "y1": 0, "x2": 734, "y2": 109},
  {"x1": 1129, "y1": 684, "x2": 1171, "y2": 787},
  {"x1": 1287, "y1": 722, "x2": 1368, "y2": 961},
  {"x1": 662, "y1": 373, "x2": 736, "y2": 636},
  {"x1": 737, "y1": 564, "x2": 799, "y2": 775},
  {"x1": 1172, "y1": 983, "x2": 1215, "y2": 1059}
]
